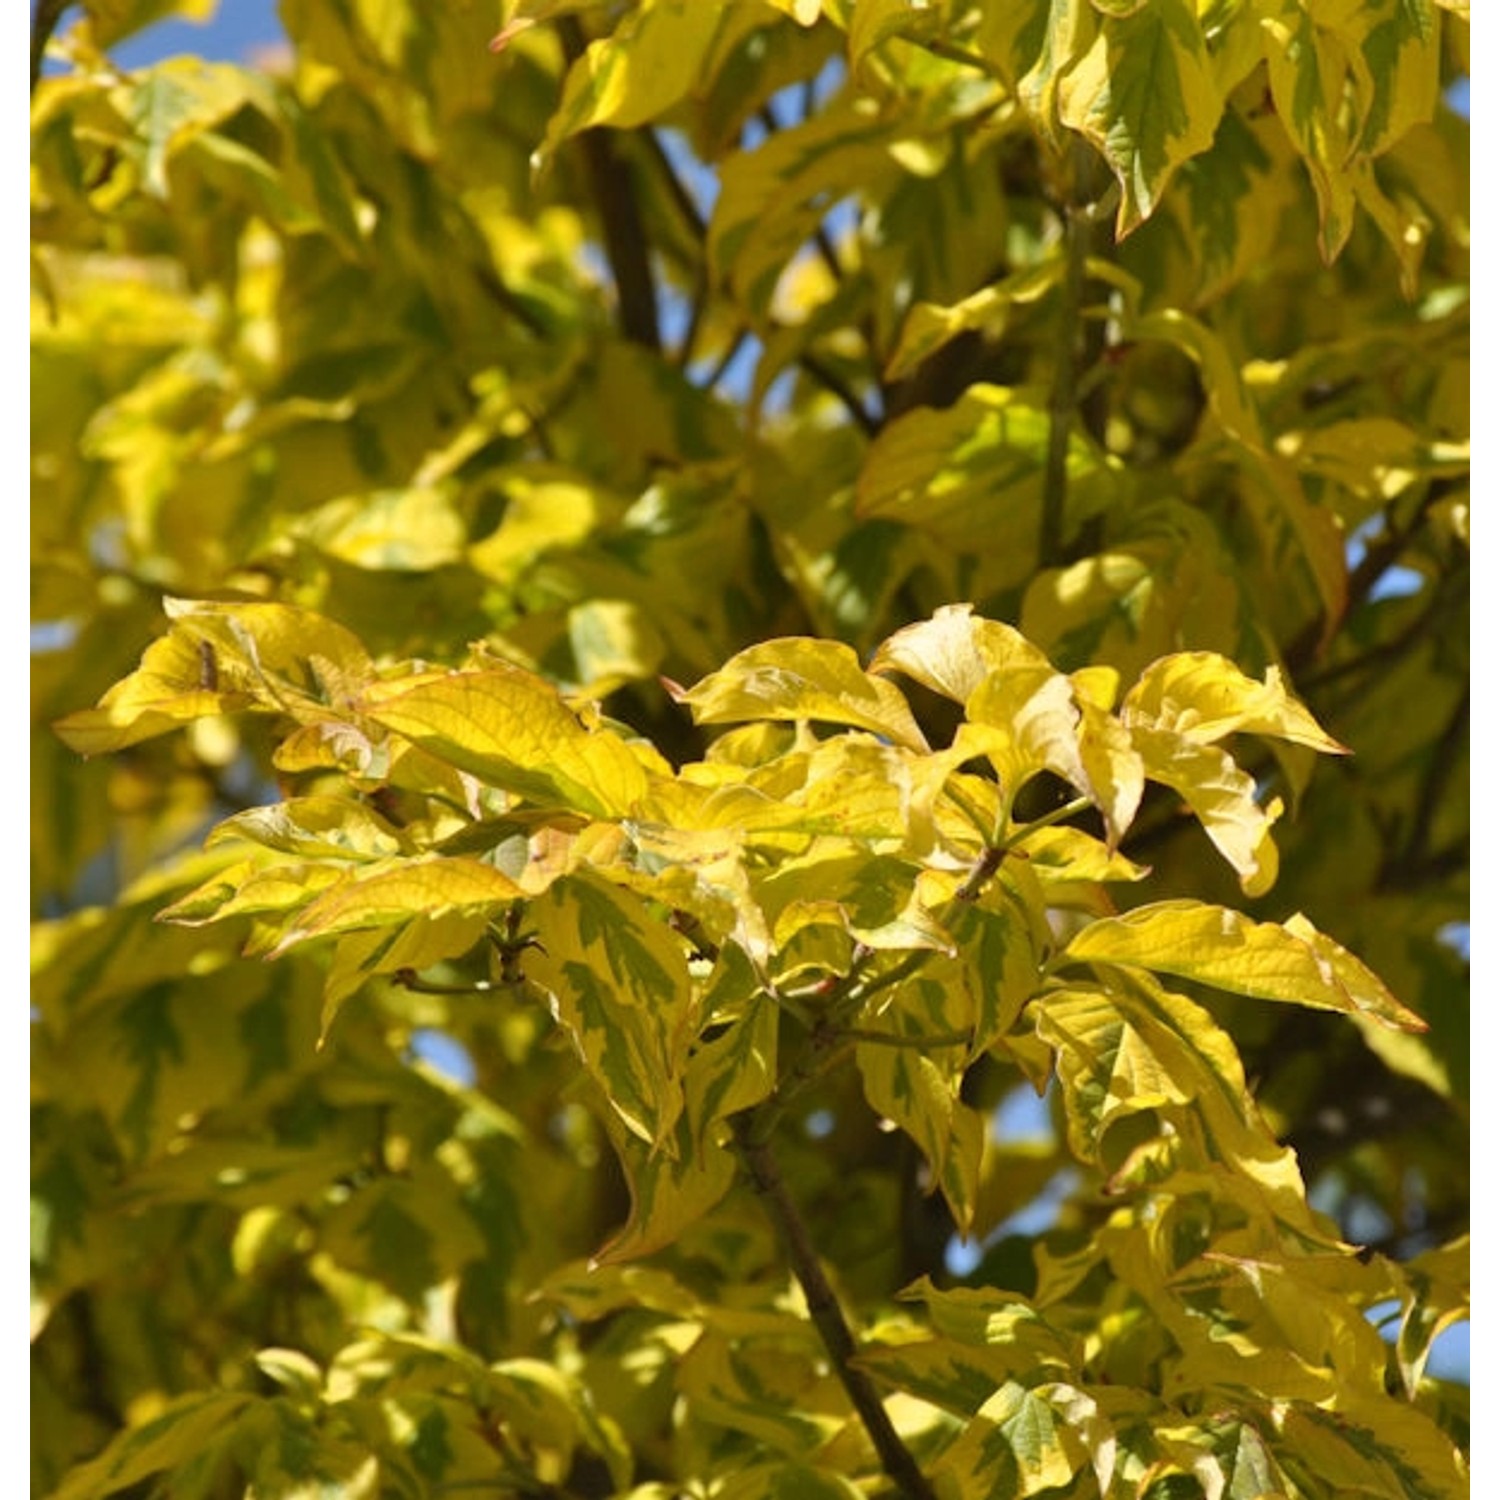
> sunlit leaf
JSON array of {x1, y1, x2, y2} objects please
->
[
  {"x1": 1123, "y1": 652, "x2": 1346, "y2": 754},
  {"x1": 674, "y1": 637, "x2": 929, "y2": 751},
  {"x1": 1063, "y1": 901, "x2": 1425, "y2": 1031},
  {"x1": 362, "y1": 666, "x2": 654, "y2": 818}
]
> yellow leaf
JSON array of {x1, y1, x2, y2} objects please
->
[
  {"x1": 363, "y1": 665, "x2": 653, "y2": 818},
  {"x1": 1123, "y1": 652, "x2": 1346, "y2": 753},
  {"x1": 53, "y1": 630, "x2": 247, "y2": 755},
  {"x1": 273, "y1": 857, "x2": 524, "y2": 951},
  {"x1": 870, "y1": 603, "x2": 1051, "y2": 706},
  {"x1": 1130, "y1": 724, "x2": 1280, "y2": 895},
  {"x1": 1064, "y1": 900, "x2": 1425, "y2": 1031},
  {"x1": 675, "y1": 637, "x2": 929, "y2": 751}
]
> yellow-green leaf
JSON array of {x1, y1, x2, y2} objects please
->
[
  {"x1": 870, "y1": 603, "x2": 1052, "y2": 705},
  {"x1": 525, "y1": 871, "x2": 693, "y2": 1148},
  {"x1": 884, "y1": 262, "x2": 1063, "y2": 384},
  {"x1": 49, "y1": 1392, "x2": 254, "y2": 1500},
  {"x1": 856, "y1": 388, "x2": 1118, "y2": 580},
  {"x1": 594, "y1": 1111, "x2": 738, "y2": 1265},
  {"x1": 933, "y1": 1379, "x2": 1087, "y2": 1497},
  {"x1": 1063, "y1": 900, "x2": 1424, "y2": 1031},
  {"x1": 1057, "y1": 0, "x2": 1224, "y2": 234},
  {"x1": 539, "y1": 3, "x2": 758, "y2": 162},
  {"x1": 1130, "y1": 723, "x2": 1281, "y2": 894},
  {"x1": 205, "y1": 796, "x2": 409, "y2": 861}
]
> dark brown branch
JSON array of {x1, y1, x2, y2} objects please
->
[
  {"x1": 1300, "y1": 560, "x2": 1465, "y2": 692},
  {"x1": 640, "y1": 126, "x2": 708, "y2": 239},
  {"x1": 798, "y1": 351, "x2": 880, "y2": 436},
  {"x1": 731, "y1": 1115, "x2": 938, "y2": 1500},
  {"x1": 704, "y1": 328, "x2": 751, "y2": 390},
  {"x1": 31, "y1": 0, "x2": 70, "y2": 94},
  {"x1": 558, "y1": 18, "x2": 662, "y2": 351},
  {"x1": 1284, "y1": 482, "x2": 1455, "y2": 676}
]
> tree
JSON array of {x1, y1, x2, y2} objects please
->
[{"x1": 31, "y1": 1, "x2": 1469, "y2": 1496}]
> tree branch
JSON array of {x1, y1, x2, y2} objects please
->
[
  {"x1": 557, "y1": 18, "x2": 662, "y2": 352},
  {"x1": 31, "y1": 0, "x2": 70, "y2": 94},
  {"x1": 731, "y1": 1115, "x2": 938, "y2": 1500},
  {"x1": 1040, "y1": 145, "x2": 1115, "y2": 569},
  {"x1": 797, "y1": 351, "x2": 880, "y2": 436},
  {"x1": 1039, "y1": 194, "x2": 1091, "y2": 570}
]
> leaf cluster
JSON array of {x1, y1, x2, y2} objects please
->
[{"x1": 31, "y1": 1, "x2": 1467, "y2": 1496}]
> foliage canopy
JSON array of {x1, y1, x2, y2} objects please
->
[{"x1": 32, "y1": 1, "x2": 1468, "y2": 1497}]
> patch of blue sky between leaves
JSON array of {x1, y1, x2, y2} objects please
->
[
  {"x1": 1344, "y1": 513, "x2": 1426, "y2": 602},
  {"x1": 410, "y1": 1029, "x2": 477, "y2": 1089},
  {"x1": 43, "y1": 0, "x2": 284, "y2": 73},
  {"x1": 944, "y1": 1167, "x2": 1081, "y2": 1277},
  {"x1": 1366, "y1": 1299, "x2": 1470, "y2": 1385},
  {"x1": 1437, "y1": 921, "x2": 1469, "y2": 960}
]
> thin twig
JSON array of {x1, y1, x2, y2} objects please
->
[
  {"x1": 798, "y1": 351, "x2": 880, "y2": 436},
  {"x1": 703, "y1": 328, "x2": 751, "y2": 389},
  {"x1": 641, "y1": 126, "x2": 708, "y2": 238},
  {"x1": 843, "y1": 1027, "x2": 971, "y2": 1050},
  {"x1": 731, "y1": 1115, "x2": 939, "y2": 1500}
]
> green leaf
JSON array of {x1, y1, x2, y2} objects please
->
[
  {"x1": 1062, "y1": 900, "x2": 1425, "y2": 1031},
  {"x1": 50, "y1": 1393, "x2": 254, "y2": 1500}
]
